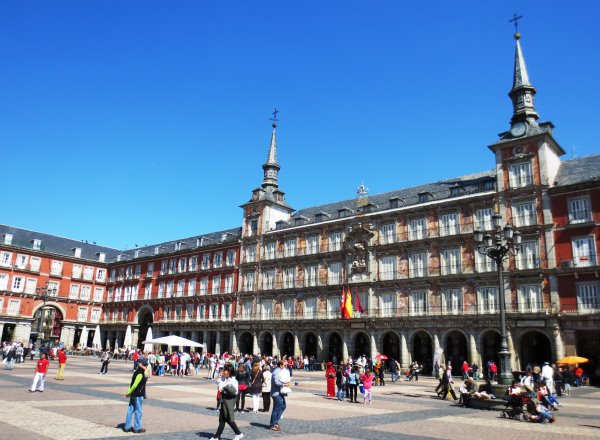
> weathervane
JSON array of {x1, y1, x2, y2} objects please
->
[
  {"x1": 270, "y1": 108, "x2": 279, "y2": 127},
  {"x1": 509, "y1": 13, "x2": 523, "y2": 38}
]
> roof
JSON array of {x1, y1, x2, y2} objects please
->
[
  {"x1": 0, "y1": 224, "x2": 120, "y2": 262},
  {"x1": 553, "y1": 154, "x2": 600, "y2": 187}
]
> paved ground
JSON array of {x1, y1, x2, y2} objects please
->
[{"x1": 0, "y1": 357, "x2": 599, "y2": 440}]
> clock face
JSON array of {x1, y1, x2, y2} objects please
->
[{"x1": 510, "y1": 122, "x2": 527, "y2": 137}]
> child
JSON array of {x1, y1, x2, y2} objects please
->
[{"x1": 360, "y1": 369, "x2": 375, "y2": 404}]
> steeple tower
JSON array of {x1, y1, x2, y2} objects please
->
[
  {"x1": 508, "y1": 33, "x2": 539, "y2": 129},
  {"x1": 262, "y1": 113, "x2": 280, "y2": 189}
]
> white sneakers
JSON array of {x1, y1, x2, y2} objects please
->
[{"x1": 234, "y1": 435, "x2": 244, "y2": 440}]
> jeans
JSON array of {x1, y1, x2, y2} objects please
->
[
  {"x1": 30, "y1": 372, "x2": 46, "y2": 391},
  {"x1": 337, "y1": 384, "x2": 345, "y2": 401},
  {"x1": 390, "y1": 371, "x2": 398, "y2": 382},
  {"x1": 100, "y1": 361, "x2": 109, "y2": 374},
  {"x1": 124, "y1": 396, "x2": 144, "y2": 431},
  {"x1": 270, "y1": 394, "x2": 286, "y2": 427},
  {"x1": 348, "y1": 384, "x2": 358, "y2": 401}
]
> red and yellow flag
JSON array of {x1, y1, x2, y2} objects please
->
[{"x1": 342, "y1": 286, "x2": 353, "y2": 319}]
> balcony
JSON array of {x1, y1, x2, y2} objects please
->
[
  {"x1": 509, "y1": 175, "x2": 534, "y2": 189},
  {"x1": 515, "y1": 257, "x2": 542, "y2": 271},
  {"x1": 568, "y1": 210, "x2": 593, "y2": 225},
  {"x1": 559, "y1": 254, "x2": 598, "y2": 269},
  {"x1": 513, "y1": 214, "x2": 538, "y2": 228}
]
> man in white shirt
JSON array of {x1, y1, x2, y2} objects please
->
[{"x1": 541, "y1": 362, "x2": 554, "y2": 394}]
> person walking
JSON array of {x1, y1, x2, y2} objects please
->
[
  {"x1": 248, "y1": 362, "x2": 264, "y2": 413},
  {"x1": 29, "y1": 352, "x2": 50, "y2": 392},
  {"x1": 122, "y1": 358, "x2": 148, "y2": 434},
  {"x1": 55, "y1": 348, "x2": 67, "y2": 380},
  {"x1": 346, "y1": 366, "x2": 359, "y2": 403},
  {"x1": 360, "y1": 369, "x2": 375, "y2": 404},
  {"x1": 99, "y1": 350, "x2": 110, "y2": 374},
  {"x1": 260, "y1": 364, "x2": 272, "y2": 412},
  {"x1": 235, "y1": 362, "x2": 250, "y2": 412},
  {"x1": 335, "y1": 364, "x2": 346, "y2": 401},
  {"x1": 270, "y1": 360, "x2": 290, "y2": 432},
  {"x1": 210, "y1": 363, "x2": 244, "y2": 440}
]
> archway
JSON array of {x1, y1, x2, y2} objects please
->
[
  {"x1": 520, "y1": 331, "x2": 552, "y2": 369},
  {"x1": 304, "y1": 332, "x2": 318, "y2": 357},
  {"x1": 382, "y1": 332, "x2": 400, "y2": 362},
  {"x1": 31, "y1": 306, "x2": 63, "y2": 343},
  {"x1": 328, "y1": 332, "x2": 343, "y2": 363},
  {"x1": 238, "y1": 331, "x2": 253, "y2": 355},
  {"x1": 445, "y1": 330, "x2": 468, "y2": 373},
  {"x1": 412, "y1": 331, "x2": 432, "y2": 374},
  {"x1": 261, "y1": 332, "x2": 273, "y2": 356},
  {"x1": 281, "y1": 332, "x2": 294, "y2": 357},
  {"x1": 480, "y1": 330, "x2": 501, "y2": 368},
  {"x1": 137, "y1": 306, "x2": 154, "y2": 349},
  {"x1": 354, "y1": 332, "x2": 370, "y2": 358}
]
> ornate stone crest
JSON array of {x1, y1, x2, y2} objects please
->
[{"x1": 346, "y1": 222, "x2": 374, "y2": 282}]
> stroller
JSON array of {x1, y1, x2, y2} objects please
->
[{"x1": 501, "y1": 394, "x2": 533, "y2": 421}]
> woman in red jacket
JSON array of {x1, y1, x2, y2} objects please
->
[{"x1": 325, "y1": 361, "x2": 336, "y2": 397}]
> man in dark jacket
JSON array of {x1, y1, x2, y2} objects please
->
[{"x1": 122, "y1": 358, "x2": 148, "y2": 433}]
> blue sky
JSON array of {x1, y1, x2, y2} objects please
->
[{"x1": 1, "y1": 1, "x2": 599, "y2": 249}]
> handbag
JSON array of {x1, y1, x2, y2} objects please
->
[
  {"x1": 280, "y1": 386, "x2": 292, "y2": 395},
  {"x1": 359, "y1": 383, "x2": 365, "y2": 394}
]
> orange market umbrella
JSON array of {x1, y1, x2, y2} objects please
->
[{"x1": 556, "y1": 356, "x2": 589, "y2": 365}]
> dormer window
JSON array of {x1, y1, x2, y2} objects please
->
[
  {"x1": 32, "y1": 239, "x2": 42, "y2": 250},
  {"x1": 362, "y1": 203, "x2": 376, "y2": 213},
  {"x1": 477, "y1": 180, "x2": 495, "y2": 192},
  {"x1": 275, "y1": 220, "x2": 287, "y2": 230},
  {"x1": 315, "y1": 212, "x2": 330, "y2": 222},
  {"x1": 3, "y1": 234, "x2": 13, "y2": 245},
  {"x1": 72, "y1": 247, "x2": 82, "y2": 258},
  {"x1": 450, "y1": 185, "x2": 463, "y2": 197},
  {"x1": 418, "y1": 192, "x2": 433, "y2": 203},
  {"x1": 338, "y1": 208, "x2": 351, "y2": 218},
  {"x1": 389, "y1": 197, "x2": 403, "y2": 209},
  {"x1": 294, "y1": 216, "x2": 308, "y2": 226},
  {"x1": 96, "y1": 252, "x2": 106, "y2": 262}
]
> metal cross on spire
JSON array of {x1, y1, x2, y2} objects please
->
[
  {"x1": 270, "y1": 108, "x2": 279, "y2": 126},
  {"x1": 509, "y1": 13, "x2": 523, "y2": 35}
]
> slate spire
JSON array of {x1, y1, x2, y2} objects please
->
[
  {"x1": 508, "y1": 33, "x2": 539, "y2": 124},
  {"x1": 262, "y1": 111, "x2": 281, "y2": 189}
]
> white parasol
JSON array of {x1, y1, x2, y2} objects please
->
[
  {"x1": 78, "y1": 326, "x2": 88, "y2": 348},
  {"x1": 123, "y1": 325, "x2": 132, "y2": 350},
  {"x1": 143, "y1": 327, "x2": 153, "y2": 353},
  {"x1": 92, "y1": 325, "x2": 102, "y2": 350}
]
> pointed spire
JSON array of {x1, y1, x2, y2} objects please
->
[
  {"x1": 508, "y1": 33, "x2": 539, "y2": 124},
  {"x1": 262, "y1": 109, "x2": 281, "y2": 189}
]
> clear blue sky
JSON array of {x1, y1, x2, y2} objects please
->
[{"x1": 1, "y1": 1, "x2": 598, "y2": 249}]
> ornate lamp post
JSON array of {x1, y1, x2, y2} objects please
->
[
  {"x1": 474, "y1": 213, "x2": 521, "y2": 385},
  {"x1": 35, "y1": 282, "x2": 57, "y2": 341}
]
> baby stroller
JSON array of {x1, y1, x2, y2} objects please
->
[{"x1": 501, "y1": 394, "x2": 532, "y2": 422}]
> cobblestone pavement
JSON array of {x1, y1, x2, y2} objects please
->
[{"x1": 1, "y1": 357, "x2": 599, "y2": 440}]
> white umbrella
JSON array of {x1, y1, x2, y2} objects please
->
[
  {"x1": 78, "y1": 326, "x2": 88, "y2": 348},
  {"x1": 92, "y1": 325, "x2": 102, "y2": 350},
  {"x1": 142, "y1": 334, "x2": 203, "y2": 348},
  {"x1": 123, "y1": 325, "x2": 132, "y2": 350},
  {"x1": 106, "y1": 338, "x2": 111, "y2": 350},
  {"x1": 143, "y1": 327, "x2": 153, "y2": 353}
]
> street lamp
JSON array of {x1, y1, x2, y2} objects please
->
[
  {"x1": 35, "y1": 282, "x2": 57, "y2": 341},
  {"x1": 474, "y1": 213, "x2": 522, "y2": 385}
]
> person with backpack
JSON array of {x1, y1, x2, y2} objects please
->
[{"x1": 346, "y1": 366, "x2": 360, "y2": 403}]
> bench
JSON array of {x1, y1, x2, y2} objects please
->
[{"x1": 465, "y1": 397, "x2": 507, "y2": 410}]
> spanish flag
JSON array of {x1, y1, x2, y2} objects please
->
[{"x1": 342, "y1": 286, "x2": 353, "y2": 319}]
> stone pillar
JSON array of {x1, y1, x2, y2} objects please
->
[
  {"x1": 433, "y1": 333, "x2": 441, "y2": 352},
  {"x1": 562, "y1": 329, "x2": 577, "y2": 356},
  {"x1": 342, "y1": 333, "x2": 349, "y2": 362},
  {"x1": 132, "y1": 327, "x2": 140, "y2": 348},
  {"x1": 507, "y1": 329, "x2": 516, "y2": 371},
  {"x1": 553, "y1": 324, "x2": 565, "y2": 362},
  {"x1": 272, "y1": 332, "x2": 280, "y2": 358},
  {"x1": 203, "y1": 330, "x2": 209, "y2": 354},
  {"x1": 231, "y1": 331, "x2": 239, "y2": 354},
  {"x1": 468, "y1": 331, "x2": 479, "y2": 365},
  {"x1": 60, "y1": 325, "x2": 76, "y2": 348},
  {"x1": 316, "y1": 334, "x2": 324, "y2": 362},
  {"x1": 14, "y1": 322, "x2": 32, "y2": 344},
  {"x1": 370, "y1": 332, "x2": 378, "y2": 359},
  {"x1": 252, "y1": 332, "x2": 259, "y2": 355},
  {"x1": 0, "y1": 323, "x2": 5, "y2": 341},
  {"x1": 215, "y1": 332, "x2": 222, "y2": 355},
  {"x1": 400, "y1": 332, "x2": 409, "y2": 370},
  {"x1": 293, "y1": 334, "x2": 301, "y2": 357}
]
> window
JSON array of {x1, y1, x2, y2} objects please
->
[
  {"x1": 11, "y1": 276, "x2": 24, "y2": 292},
  {"x1": 25, "y1": 278, "x2": 37, "y2": 294},
  {"x1": 168, "y1": 259, "x2": 176, "y2": 274},
  {"x1": 264, "y1": 242, "x2": 276, "y2": 260},
  {"x1": 380, "y1": 223, "x2": 396, "y2": 244},
  {"x1": 284, "y1": 238, "x2": 297, "y2": 257},
  {"x1": 475, "y1": 251, "x2": 496, "y2": 272},
  {"x1": 202, "y1": 254, "x2": 211, "y2": 270},
  {"x1": 94, "y1": 287, "x2": 104, "y2": 302},
  {"x1": 509, "y1": 161, "x2": 533, "y2": 188},
  {"x1": 282, "y1": 298, "x2": 294, "y2": 318},
  {"x1": 328, "y1": 232, "x2": 342, "y2": 252},
  {"x1": 134, "y1": 264, "x2": 141, "y2": 278},
  {"x1": 213, "y1": 253, "x2": 222, "y2": 268},
  {"x1": 327, "y1": 296, "x2": 340, "y2": 318},
  {"x1": 188, "y1": 279, "x2": 196, "y2": 296},
  {"x1": 200, "y1": 278, "x2": 208, "y2": 295},
  {"x1": 224, "y1": 274, "x2": 234, "y2": 293},
  {"x1": 569, "y1": 196, "x2": 592, "y2": 224},
  {"x1": 163, "y1": 280, "x2": 172, "y2": 297},
  {"x1": 283, "y1": 267, "x2": 295, "y2": 289},
  {"x1": 96, "y1": 268, "x2": 106, "y2": 282},
  {"x1": 441, "y1": 248, "x2": 461, "y2": 275},
  {"x1": 90, "y1": 309, "x2": 101, "y2": 323},
  {"x1": 15, "y1": 254, "x2": 28, "y2": 269},
  {"x1": 519, "y1": 284, "x2": 542, "y2": 312},
  {"x1": 109, "y1": 269, "x2": 116, "y2": 282},
  {"x1": 50, "y1": 260, "x2": 63, "y2": 276},
  {"x1": 7, "y1": 299, "x2": 20, "y2": 315},
  {"x1": 212, "y1": 276, "x2": 221, "y2": 294},
  {"x1": 69, "y1": 284, "x2": 80, "y2": 299},
  {"x1": 304, "y1": 297, "x2": 317, "y2": 319},
  {"x1": 513, "y1": 202, "x2": 536, "y2": 227},
  {"x1": 305, "y1": 265, "x2": 318, "y2": 287},
  {"x1": 0, "y1": 251, "x2": 12, "y2": 267},
  {"x1": 245, "y1": 245, "x2": 256, "y2": 263},
  {"x1": 226, "y1": 250, "x2": 236, "y2": 267},
  {"x1": 164, "y1": 306, "x2": 172, "y2": 321},
  {"x1": 32, "y1": 239, "x2": 41, "y2": 250},
  {"x1": 47, "y1": 281, "x2": 59, "y2": 296},
  {"x1": 328, "y1": 262, "x2": 342, "y2": 285},
  {"x1": 249, "y1": 219, "x2": 258, "y2": 236},
  {"x1": 306, "y1": 236, "x2": 319, "y2": 255},
  {"x1": 572, "y1": 236, "x2": 596, "y2": 267},
  {"x1": 577, "y1": 282, "x2": 599, "y2": 313},
  {"x1": 409, "y1": 252, "x2": 428, "y2": 277},
  {"x1": 83, "y1": 266, "x2": 94, "y2": 281},
  {"x1": 242, "y1": 301, "x2": 252, "y2": 319},
  {"x1": 125, "y1": 266, "x2": 133, "y2": 279},
  {"x1": 379, "y1": 256, "x2": 396, "y2": 280},
  {"x1": 409, "y1": 218, "x2": 426, "y2": 240},
  {"x1": 474, "y1": 208, "x2": 493, "y2": 231},
  {"x1": 184, "y1": 303, "x2": 193, "y2": 320},
  {"x1": 410, "y1": 291, "x2": 427, "y2": 316},
  {"x1": 178, "y1": 258, "x2": 186, "y2": 273},
  {"x1": 158, "y1": 282, "x2": 165, "y2": 298},
  {"x1": 196, "y1": 304, "x2": 206, "y2": 321},
  {"x1": 381, "y1": 293, "x2": 396, "y2": 317},
  {"x1": 478, "y1": 287, "x2": 498, "y2": 313},
  {"x1": 80, "y1": 286, "x2": 91, "y2": 301},
  {"x1": 160, "y1": 260, "x2": 168, "y2": 275},
  {"x1": 244, "y1": 272, "x2": 255, "y2": 292},
  {"x1": 175, "y1": 305, "x2": 182, "y2": 321},
  {"x1": 517, "y1": 240, "x2": 540, "y2": 270},
  {"x1": 263, "y1": 269, "x2": 275, "y2": 290},
  {"x1": 440, "y1": 212, "x2": 459, "y2": 236},
  {"x1": 261, "y1": 300, "x2": 274, "y2": 319},
  {"x1": 177, "y1": 279, "x2": 185, "y2": 297},
  {"x1": 30, "y1": 257, "x2": 41, "y2": 272},
  {"x1": 222, "y1": 303, "x2": 231, "y2": 320},
  {"x1": 77, "y1": 307, "x2": 88, "y2": 322},
  {"x1": 147, "y1": 262, "x2": 154, "y2": 277},
  {"x1": 442, "y1": 288, "x2": 463, "y2": 314},
  {"x1": 124, "y1": 285, "x2": 132, "y2": 301}
]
